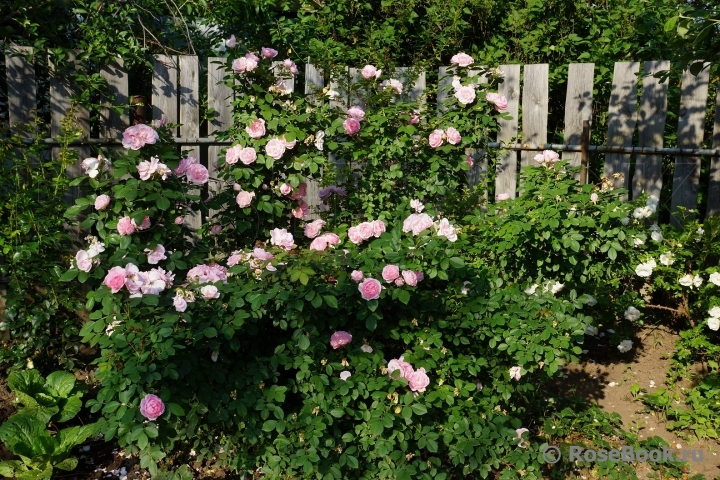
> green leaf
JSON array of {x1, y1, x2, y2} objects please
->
[
  {"x1": 330, "y1": 409, "x2": 344, "y2": 418},
  {"x1": 167, "y1": 403, "x2": 185, "y2": 416},
  {"x1": 449, "y1": 257, "x2": 465, "y2": 268},
  {"x1": 59, "y1": 269, "x2": 79, "y2": 282},
  {"x1": 54, "y1": 457, "x2": 79, "y2": 471},
  {"x1": 56, "y1": 396, "x2": 82, "y2": 423},
  {"x1": 298, "y1": 335, "x2": 310, "y2": 351},
  {"x1": 369, "y1": 420, "x2": 384, "y2": 435},
  {"x1": 137, "y1": 431, "x2": 148, "y2": 449},
  {"x1": 45, "y1": 372, "x2": 75, "y2": 398},
  {"x1": 323, "y1": 296, "x2": 338, "y2": 309},
  {"x1": 262, "y1": 420, "x2": 277, "y2": 432},
  {"x1": 156, "y1": 196, "x2": 171, "y2": 210},
  {"x1": 410, "y1": 404, "x2": 428, "y2": 415},
  {"x1": 397, "y1": 289, "x2": 410, "y2": 305}
]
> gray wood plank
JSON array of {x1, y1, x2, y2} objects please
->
[
  {"x1": 707, "y1": 83, "x2": 720, "y2": 217},
  {"x1": 304, "y1": 63, "x2": 325, "y2": 219},
  {"x1": 437, "y1": 66, "x2": 453, "y2": 114},
  {"x1": 5, "y1": 46, "x2": 36, "y2": 131},
  {"x1": 520, "y1": 64, "x2": 549, "y2": 168},
  {"x1": 178, "y1": 56, "x2": 201, "y2": 230},
  {"x1": 495, "y1": 64, "x2": 521, "y2": 199},
  {"x1": 50, "y1": 50, "x2": 91, "y2": 207},
  {"x1": 670, "y1": 63, "x2": 710, "y2": 226},
  {"x1": 561, "y1": 63, "x2": 595, "y2": 180},
  {"x1": 604, "y1": 61, "x2": 640, "y2": 196},
  {"x1": 99, "y1": 59, "x2": 129, "y2": 138},
  {"x1": 395, "y1": 67, "x2": 426, "y2": 103},
  {"x1": 152, "y1": 55, "x2": 178, "y2": 137},
  {"x1": 633, "y1": 60, "x2": 670, "y2": 200},
  {"x1": 207, "y1": 59, "x2": 233, "y2": 223}
]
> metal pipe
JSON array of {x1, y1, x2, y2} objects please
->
[{"x1": 13, "y1": 138, "x2": 720, "y2": 156}]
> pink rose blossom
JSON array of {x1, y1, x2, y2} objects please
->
[
  {"x1": 252, "y1": 248, "x2": 274, "y2": 261},
  {"x1": 290, "y1": 183, "x2": 307, "y2": 200},
  {"x1": 347, "y1": 106, "x2": 365, "y2": 120},
  {"x1": 509, "y1": 366, "x2": 522, "y2": 381},
  {"x1": 382, "y1": 265, "x2": 400, "y2": 283},
  {"x1": 152, "y1": 116, "x2": 168, "y2": 128},
  {"x1": 117, "y1": 216, "x2": 136, "y2": 236},
  {"x1": 330, "y1": 331, "x2": 352, "y2": 349},
  {"x1": 454, "y1": 85, "x2": 476, "y2": 105},
  {"x1": 486, "y1": 92, "x2": 508, "y2": 112},
  {"x1": 277, "y1": 183, "x2": 292, "y2": 196},
  {"x1": 95, "y1": 194, "x2": 110, "y2": 210},
  {"x1": 140, "y1": 269, "x2": 166, "y2": 295},
  {"x1": 428, "y1": 129, "x2": 444, "y2": 148},
  {"x1": 410, "y1": 199, "x2": 424, "y2": 212},
  {"x1": 75, "y1": 250, "x2": 93, "y2": 272},
  {"x1": 590, "y1": 193, "x2": 599, "y2": 203},
  {"x1": 186, "y1": 164, "x2": 209, "y2": 185},
  {"x1": 310, "y1": 233, "x2": 340, "y2": 251},
  {"x1": 446, "y1": 127, "x2": 461, "y2": 145},
  {"x1": 265, "y1": 138, "x2": 286, "y2": 159},
  {"x1": 245, "y1": 53, "x2": 259, "y2": 71},
  {"x1": 210, "y1": 225, "x2": 222, "y2": 235},
  {"x1": 387, "y1": 357, "x2": 414, "y2": 379},
  {"x1": 103, "y1": 266, "x2": 126, "y2": 293},
  {"x1": 496, "y1": 193, "x2": 511, "y2": 201},
  {"x1": 409, "y1": 111, "x2": 420, "y2": 125},
  {"x1": 436, "y1": 218, "x2": 458, "y2": 242},
  {"x1": 282, "y1": 59, "x2": 299, "y2": 75},
  {"x1": 246, "y1": 119, "x2": 266, "y2": 139},
  {"x1": 402, "y1": 213, "x2": 434, "y2": 236},
  {"x1": 450, "y1": 52, "x2": 474, "y2": 67},
  {"x1": 239, "y1": 147, "x2": 257, "y2": 165},
  {"x1": 402, "y1": 270, "x2": 418, "y2": 286},
  {"x1": 270, "y1": 228, "x2": 294, "y2": 251},
  {"x1": 466, "y1": 156, "x2": 474, "y2": 167},
  {"x1": 201, "y1": 285, "x2": 220, "y2": 300},
  {"x1": 131, "y1": 216, "x2": 151, "y2": 230},
  {"x1": 348, "y1": 227, "x2": 363, "y2": 244},
  {"x1": 407, "y1": 367, "x2": 430, "y2": 393},
  {"x1": 351, "y1": 270, "x2": 364, "y2": 282},
  {"x1": 123, "y1": 264, "x2": 144, "y2": 296},
  {"x1": 225, "y1": 145, "x2": 243, "y2": 165},
  {"x1": 371, "y1": 220, "x2": 386, "y2": 237},
  {"x1": 361, "y1": 65, "x2": 381, "y2": 79},
  {"x1": 343, "y1": 118, "x2": 361, "y2": 135},
  {"x1": 261, "y1": 47, "x2": 278, "y2": 58},
  {"x1": 236, "y1": 190, "x2": 255, "y2": 208},
  {"x1": 380, "y1": 79, "x2": 403, "y2": 94},
  {"x1": 174, "y1": 156, "x2": 198, "y2": 176},
  {"x1": 291, "y1": 201, "x2": 309, "y2": 218},
  {"x1": 339, "y1": 371, "x2": 351, "y2": 381},
  {"x1": 304, "y1": 219, "x2": 326, "y2": 239},
  {"x1": 139, "y1": 394, "x2": 165, "y2": 421},
  {"x1": 145, "y1": 244, "x2": 166, "y2": 265},
  {"x1": 416, "y1": 271, "x2": 424, "y2": 282},
  {"x1": 232, "y1": 57, "x2": 249, "y2": 73},
  {"x1": 356, "y1": 222, "x2": 375, "y2": 240},
  {"x1": 186, "y1": 264, "x2": 228, "y2": 284},
  {"x1": 175, "y1": 216, "x2": 184, "y2": 225},
  {"x1": 225, "y1": 35, "x2": 236, "y2": 48},
  {"x1": 394, "y1": 277, "x2": 405, "y2": 287},
  {"x1": 122, "y1": 124, "x2": 159, "y2": 150},
  {"x1": 359, "y1": 278, "x2": 382, "y2": 300},
  {"x1": 173, "y1": 294, "x2": 187, "y2": 312}
]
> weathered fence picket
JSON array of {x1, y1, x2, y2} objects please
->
[{"x1": 3, "y1": 49, "x2": 720, "y2": 226}]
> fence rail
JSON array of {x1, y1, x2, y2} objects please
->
[{"x1": 3, "y1": 48, "x2": 720, "y2": 223}]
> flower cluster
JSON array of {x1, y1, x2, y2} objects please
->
[
  {"x1": 635, "y1": 257, "x2": 657, "y2": 277},
  {"x1": 361, "y1": 64, "x2": 382, "y2": 79},
  {"x1": 226, "y1": 144, "x2": 257, "y2": 165},
  {"x1": 81, "y1": 155, "x2": 112, "y2": 178},
  {"x1": 485, "y1": 92, "x2": 508, "y2": 112},
  {"x1": 387, "y1": 356, "x2": 430, "y2": 394},
  {"x1": 380, "y1": 265, "x2": 422, "y2": 287},
  {"x1": 343, "y1": 106, "x2": 365, "y2": 135},
  {"x1": 679, "y1": 273, "x2": 704, "y2": 288},
  {"x1": 137, "y1": 156, "x2": 172, "y2": 181},
  {"x1": 533, "y1": 150, "x2": 560, "y2": 168},
  {"x1": 348, "y1": 220, "x2": 386, "y2": 245},
  {"x1": 103, "y1": 264, "x2": 174, "y2": 296},
  {"x1": 73, "y1": 236, "x2": 105, "y2": 272},
  {"x1": 174, "y1": 157, "x2": 209, "y2": 185},
  {"x1": 707, "y1": 307, "x2": 720, "y2": 331},
  {"x1": 122, "y1": 124, "x2": 159, "y2": 150},
  {"x1": 428, "y1": 127, "x2": 461, "y2": 148}
]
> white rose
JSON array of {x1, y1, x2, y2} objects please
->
[
  {"x1": 651, "y1": 231, "x2": 663, "y2": 242},
  {"x1": 708, "y1": 317, "x2": 720, "y2": 331},
  {"x1": 707, "y1": 306, "x2": 720, "y2": 318},
  {"x1": 624, "y1": 306, "x2": 641, "y2": 322},
  {"x1": 709, "y1": 272, "x2": 720, "y2": 286},
  {"x1": 617, "y1": 340, "x2": 633, "y2": 353},
  {"x1": 693, "y1": 275, "x2": 704, "y2": 288},
  {"x1": 659, "y1": 252, "x2": 675, "y2": 266},
  {"x1": 635, "y1": 262, "x2": 654, "y2": 277},
  {"x1": 678, "y1": 274, "x2": 694, "y2": 287}
]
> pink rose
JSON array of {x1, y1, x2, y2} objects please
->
[
  {"x1": 236, "y1": 190, "x2": 255, "y2": 208},
  {"x1": 590, "y1": 193, "x2": 599, "y2": 203},
  {"x1": 416, "y1": 271, "x2": 424, "y2": 282},
  {"x1": 117, "y1": 216, "x2": 136, "y2": 236},
  {"x1": 122, "y1": 124, "x2": 159, "y2": 150},
  {"x1": 407, "y1": 367, "x2": 430, "y2": 393},
  {"x1": 380, "y1": 79, "x2": 403, "y2": 94},
  {"x1": 103, "y1": 266, "x2": 127, "y2": 293},
  {"x1": 446, "y1": 127, "x2": 461, "y2": 145},
  {"x1": 239, "y1": 147, "x2": 257, "y2": 165},
  {"x1": 145, "y1": 244, "x2": 166, "y2": 264},
  {"x1": 291, "y1": 201, "x2": 309, "y2": 218},
  {"x1": 210, "y1": 225, "x2": 222, "y2": 235},
  {"x1": 304, "y1": 219, "x2": 326, "y2": 239},
  {"x1": 347, "y1": 106, "x2": 365, "y2": 120},
  {"x1": 450, "y1": 52, "x2": 474, "y2": 67},
  {"x1": 466, "y1": 156, "x2": 474, "y2": 167},
  {"x1": 173, "y1": 294, "x2": 187, "y2": 312},
  {"x1": 402, "y1": 213, "x2": 434, "y2": 236},
  {"x1": 509, "y1": 366, "x2": 522, "y2": 381},
  {"x1": 428, "y1": 129, "x2": 444, "y2": 148},
  {"x1": 402, "y1": 270, "x2": 418, "y2": 286},
  {"x1": 351, "y1": 270, "x2": 364, "y2": 282},
  {"x1": 270, "y1": 228, "x2": 294, "y2": 250},
  {"x1": 280, "y1": 183, "x2": 293, "y2": 195},
  {"x1": 261, "y1": 47, "x2": 278, "y2": 58},
  {"x1": 348, "y1": 227, "x2": 363, "y2": 245},
  {"x1": 330, "y1": 331, "x2": 352, "y2": 349},
  {"x1": 382, "y1": 265, "x2": 400, "y2": 283},
  {"x1": 265, "y1": 138, "x2": 286, "y2": 159},
  {"x1": 175, "y1": 156, "x2": 198, "y2": 176},
  {"x1": 359, "y1": 278, "x2": 382, "y2": 301},
  {"x1": 371, "y1": 220, "x2": 386, "y2": 237},
  {"x1": 282, "y1": 59, "x2": 299, "y2": 75},
  {"x1": 225, "y1": 35, "x2": 236, "y2": 48},
  {"x1": 75, "y1": 250, "x2": 92, "y2": 272},
  {"x1": 454, "y1": 85, "x2": 476, "y2": 105},
  {"x1": 252, "y1": 248, "x2": 274, "y2": 261},
  {"x1": 186, "y1": 164, "x2": 209, "y2": 185},
  {"x1": 225, "y1": 145, "x2": 243, "y2": 165},
  {"x1": 244, "y1": 53, "x2": 259, "y2": 71},
  {"x1": 175, "y1": 216, "x2": 184, "y2": 225},
  {"x1": 95, "y1": 194, "x2": 110, "y2": 210},
  {"x1": 388, "y1": 357, "x2": 414, "y2": 379},
  {"x1": 246, "y1": 119, "x2": 266, "y2": 139},
  {"x1": 394, "y1": 277, "x2": 405, "y2": 287},
  {"x1": 309, "y1": 236, "x2": 329, "y2": 251},
  {"x1": 361, "y1": 65, "x2": 381, "y2": 79},
  {"x1": 139, "y1": 394, "x2": 165, "y2": 421},
  {"x1": 343, "y1": 118, "x2": 361, "y2": 135},
  {"x1": 486, "y1": 92, "x2": 508, "y2": 112},
  {"x1": 355, "y1": 222, "x2": 374, "y2": 240},
  {"x1": 232, "y1": 57, "x2": 248, "y2": 73},
  {"x1": 200, "y1": 285, "x2": 220, "y2": 300},
  {"x1": 289, "y1": 182, "x2": 307, "y2": 200},
  {"x1": 409, "y1": 111, "x2": 420, "y2": 125},
  {"x1": 496, "y1": 193, "x2": 511, "y2": 201}
]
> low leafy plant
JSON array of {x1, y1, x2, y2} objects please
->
[{"x1": 0, "y1": 369, "x2": 97, "y2": 480}]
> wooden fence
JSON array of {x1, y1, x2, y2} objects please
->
[{"x1": 4, "y1": 47, "x2": 720, "y2": 225}]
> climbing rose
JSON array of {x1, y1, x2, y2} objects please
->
[
  {"x1": 200, "y1": 285, "x2": 220, "y2": 300},
  {"x1": 174, "y1": 156, "x2": 198, "y2": 175},
  {"x1": 428, "y1": 129, "x2": 444, "y2": 148},
  {"x1": 454, "y1": 85, "x2": 476, "y2": 105},
  {"x1": 351, "y1": 270, "x2": 364, "y2": 282},
  {"x1": 270, "y1": 228, "x2": 294, "y2": 250},
  {"x1": 236, "y1": 191, "x2": 255, "y2": 208},
  {"x1": 225, "y1": 35, "x2": 236, "y2": 48},
  {"x1": 509, "y1": 366, "x2": 522, "y2": 381},
  {"x1": 381, "y1": 265, "x2": 400, "y2": 283},
  {"x1": 280, "y1": 183, "x2": 293, "y2": 195},
  {"x1": 450, "y1": 52, "x2": 474, "y2": 67},
  {"x1": 261, "y1": 47, "x2": 278, "y2": 58},
  {"x1": 402, "y1": 270, "x2": 418, "y2": 286},
  {"x1": 446, "y1": 127, "x2": 461, "y2": 145},
  {"x1": 358, "y1": 278, "x2": 382, "y2": 300},
  {"x1": 407, "y1": 368, "x2": 430, "y2": 393},
  {"x1": 356, "y1": 222, "x2": 375, "y2": 240},
  {"x1": 94, "y1": 194, "x2": 110, "y2": 210},
  {"x1": 330, "y1": 331, "x2": 352, "y2": 349},
  {"x1": 361, "y1": 65, "x2": 381, "y2": 79},
  {"x1": 246, "y1": 119, "x2": 266, "y2": 139},
  {"x1": 117, "y1": 216, "x2": 135, "y2": 236},
  {"x1": 402, "y1": 213, "x2": 434, "y2": 236},
  {"x1": 145, "y1": 244, "x2": 167, "y2": 265},
  {"x1": 104, "y1": 266, "x2": 127, "y2": 293},
  {"x1": 186, "y1": 164, "x2": 209, "y2": 185},
  {"x1": 372, "y1": 220, "x2": 386, "y2": 237},
  {"x1": 339, "y1": 371, "x2": 352, "y2": 381},
  {"x1": 122, "y1": 124, "x2": 159, "y2": 150},
  {"x1": 265, "y1": 138, "x2": 286, "y2": 159},
  {"x1": 347, "y1": 106, "x2": 365, "y2": 120},
  {"x1": 486, "y1": 92, "x2": 508, "y2": 111},
  {"x1": 139, "y1": 394, "x2": 165, "y2": 421},
  {"x1": 304, "y1": 219, "x2": 326, "y2": 239},
  {"x1": 239, "y1": 147, "x2": 257, "y2": 165},
  {"x1": 343, "y1": 118, "x2": 361, "y2": 135},
  {"x1": 225, "y1": 145, "x2": 243, "y2": 164},
  {"x1": 75, "y1": 250, "x2": 92, "y2": 272}
]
